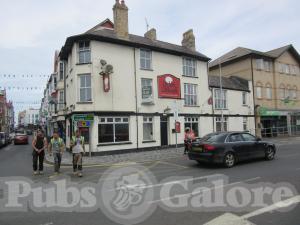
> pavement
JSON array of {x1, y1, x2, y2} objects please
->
[
  {"x1": 44, "y1": 136, "x2": 300, "y2": 166},
  {"x1": 0, "y1": 136, "x2": 299, "y2": 225}
]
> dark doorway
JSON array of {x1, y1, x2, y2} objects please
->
[{"x1": 160, "y1": 116, "x2": 168, "y2": 146}]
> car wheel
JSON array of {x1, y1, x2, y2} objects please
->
[
  {"x1": 265, "y1": 146, "x2": 275, "y2": 160},
  {"x1": 224, "y1": 152, "x2": 235, "y2": 168}
]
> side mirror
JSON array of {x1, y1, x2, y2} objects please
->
[{"x1": 256, "y1": 137, "x2": 262, "y2": 142}]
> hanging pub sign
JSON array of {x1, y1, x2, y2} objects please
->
[
  {"x1": 157, "y1": 74, "x2": 181, "y2": 99},
  {"x1": 99, "y1": 59, "x2": 114, "y2": 92}
]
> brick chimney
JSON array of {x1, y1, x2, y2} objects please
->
[
  {"x1": 182, "y1": 29, "x2": 196, "y2": 51},
  {"x1": 144, "y1": 28, "x2": 157, "y2": 41},
  {"x1": 113, "y1": 0, "x2": 129, "y2": 39}
]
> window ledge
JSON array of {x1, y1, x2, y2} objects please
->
[
  {"x1": 215, "y1": 108, "x2": 229, "y2": 110},
  {"x1": 76, "y1": 62, "x2": 92, "y2": 66},
  {"x1": 140, "y1": 68, "x2": 154, "y2": 71},
  {"x1": 182, "y1": 75, "x2": 198, "y2": 78},
  {"x1": 242, "y1": 104, "x2": 248, "y2": 107},
  {"x1": 141, "y1": 101, "x2": 155, "y2": 105},
  {"x1": 142, "y1": 140, "x2": 156, "y2": 143},
  {"x1": 77, "y1": 101, "x2": 93, "y2": 104},
  {"x1": 184, "y1": 105, "x2": 200, "y2": 108},
  {"x1": 97, "y1": 141, "x2": 132, "y2": 147}
]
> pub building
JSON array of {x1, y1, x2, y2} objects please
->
[{"x1": 59, "y1": 0, "x2": 214, "y2": 154}]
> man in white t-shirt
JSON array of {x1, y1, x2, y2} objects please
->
[{"x1": 70, "y1": 130, "x2": 85, "y2": 177}]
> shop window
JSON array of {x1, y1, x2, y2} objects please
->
[
  {"x1": 98, "y1": 117, "x2": 129, "y2": 143},
  {"x1": 184, "y1": 117, "x2": 199, "y2": 137}
]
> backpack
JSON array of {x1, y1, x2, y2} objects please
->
[{"x1": 72, "y1": 136, "x2": 85, "y2": 145}]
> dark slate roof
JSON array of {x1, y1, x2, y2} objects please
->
[
  {"x1": 208, "y1": 75, "x2": 250, "y2": 92},
  {"x1": 209, "y1": 44, "x2": 300, "y2": 69},
  {"x1": 60, "y1": 28, "x2": 210, "y2": 61}
]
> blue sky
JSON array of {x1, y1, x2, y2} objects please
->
[{"x1": 0, "y1": 0, "x2": 299, "y2": 116}]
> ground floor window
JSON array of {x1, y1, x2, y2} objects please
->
[
  {"x1": 143, "y1": 117, "x2": 153, "y2": 141},
  {"x1": 98, "y1": 117, "x2": 129, "y2": 143},
  {"x1": 215, "y1": 117, "x2": 228, "y2": 132},
  {"x1": 243, "y1": 117, "x2": 248, "y2": 131},
  {"x1": 184, "y1": 117, "x2": 199, "y2": 137}
]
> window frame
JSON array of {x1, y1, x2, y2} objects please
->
[
  {"x1": 265, "y1": 84, "x2": 272, "y2": 100},
  {"x1": 184, "y1": 83, "x2": 198, "y2": 106},
  {"x1": 141, "y1": 78, "x2": 153, "y2": 102},
  {"x1": 214, "y1": 89, "x2": 227, "y2": 109},
  {"x1": 98, "y1": 117, "x2": 130, "y2": 144},
  {"x1": 59, "y1": 61, "x2": 64, "y2": 81},
  {"x1": 140, "y1": 49, "x2": 152, "y2": 70},
  {"x1": 182, "y1": 57, "x2": 197, "y2": 77},
  {"x1": 78, "y1": 40, "x2": 91, "y2": 64},
  {"x1": 143, "y1": 117, "x2": 154, "y2": 141},
  {"x1": 215, "y1": 117, "x2": 228, "y2": 132},
  {"x1": 184, "y1": 117, "x2": 199, "y2": 137},
  {"x1": 243, "y1": 117, "x2": 248, "y2": 131},
  {"x1": 242, "y1": 92, "x2": 247, "y2": 105},
  {"x1": 58, "y1": 90, "x2": 64, "y2": 111},
  {"x1": 78, "y1": 74, "x2": 92, "y2": 102}
]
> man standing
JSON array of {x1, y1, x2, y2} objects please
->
[
  {"x1": 48, "y1": 130, "x2": 64, "y2": 175},
  {"x1": 32, "y1": 130, "x2": 48, "y2": 175},
  {"x1": 71, "y1": 130, "x2": 85, "y2": 177}
]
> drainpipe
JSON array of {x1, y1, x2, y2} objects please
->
[
  {"x1": 250, "y1": 55, "x2": 258, "y2": 136},
  {"x1": 133, "y1": 48, "x2": 139, "y2": 150}
]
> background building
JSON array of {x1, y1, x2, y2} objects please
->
[
  {"x1": 209, "y1": 45, "x2": 300, "y2": 137},
  {"x1": 208, "y1": 76, "x2": 255, "y2": 133}
]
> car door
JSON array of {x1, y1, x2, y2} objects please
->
[
  {"x1": 226, "y1": 133, "x2": 247, "y2": 161},
  {"x1": 241, "y1": 133, "x2": 264, "y2": 158}
]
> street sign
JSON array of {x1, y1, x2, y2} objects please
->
[
  {"x1": 73, "y1": 114, "x2": 94, "y2": 121},
  {"x1": 77, "y1": 121, "x2": 92, "y2": 128}
]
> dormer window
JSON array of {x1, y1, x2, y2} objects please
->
[{"x1": 78, "y1": 41, "x2": 91, "y2": 64}]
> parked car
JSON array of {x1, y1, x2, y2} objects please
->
[
  {"x1": 26, "y1": 130, "x2": 33, "y2": 135},
  {"x1": 188, "y1": 132, "x2": 276, "y2": 168},
  {"x1": 0, "y1": 132, "x2": 6, "y2": 147},
  {"x1": 14, "y1": 133, "x2": 29, "y2": 145}
]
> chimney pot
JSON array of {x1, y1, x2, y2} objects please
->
[
  {"x1": 144, "y1": 28, "x2": 157, "y2": 41},
  {"x1": 182, "y1": 29, "x2": 196, "y2": 51}
]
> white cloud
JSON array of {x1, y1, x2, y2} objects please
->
[{"x1": 0, "y1": 0, "x2": 299, "y2": 114}]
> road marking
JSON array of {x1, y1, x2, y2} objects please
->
[
  {"x1": 242, "y1": 195, "x2": 300, "y2": 220},
  {"x1": 204, "y1": 195, "x2": 300, "y2": 225},
  {"x1": 148, "y1": 177, "x2": 261, "y2": 204},
  {"x1": 108, "y1": 174, "x2": 224, "y2": 192}
]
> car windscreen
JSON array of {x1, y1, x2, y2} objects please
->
[{"x1": 200, "y1": 133, "x2": 227, "y2": 143}]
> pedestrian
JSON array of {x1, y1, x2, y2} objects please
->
[
  {"x1": 70, "y1": 130, "x2": 85, "y2": 177},
  {"x1": 184, "y1": 127, "x2": 195, "y2": 154},
  {"x1": 48, "y1": 130, "x2": 64, "y2": 175},
  {"x1": 32, "y1": 129, "x2": 48, "y2": 175}
]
